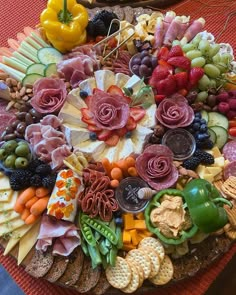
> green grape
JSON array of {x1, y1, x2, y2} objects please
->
[
  {"x1": 208, "y1": 44, "x2": 220, "y2": 58},
  {"x1": 198, "y1": 39, "x2": 211, "y2": 55},
  {"x1": 186, "y1": 50, "x2": 202, "y2": 60},
  {"x1": 209, "y1": 79, "x2": 217, "y2": 89},
  {"x1": 212, "y1": 53, "x2": 221, "y2": 64},
  {"x1": 215, "y1": 63, "x2": 228, "y2": 73},
  {"x1": 172, "y1": 40, "x2": 181, "y2": 46},
  {"x1": 204, "y1": 64, "x2": 221, "y2": 78},
  {"x1": 191, "y1": 34, "x2": 202, "y2": 47},
  {"x1": 198, "y1": 74, "x2": 210, "y2": 91},
  {"x1": 191, "y1": 57, "x2": 206, "y2": 67},
  {"x1": 220, "y1": 53, "x2": 233, "y2": 64},
  {"x1": 182, "y1": 43, "x2": 196, "y2": 53},
  {"x1": 196, "y1": 91, "x2": 208, "y2": 102}
]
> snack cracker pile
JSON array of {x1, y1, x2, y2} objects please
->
[{"x1": 1, "y1": 0, "x2": 236, "y2": 294}]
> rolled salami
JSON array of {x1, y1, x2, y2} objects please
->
[{"x1": 47, "y1": 169, "x2": 83, "y2": 222}]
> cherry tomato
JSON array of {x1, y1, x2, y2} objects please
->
[
  {"x1": 229, "y1": 120, "x2": 236, "y2": 128},
  {"x1": 229, "y1": 127, "x2": 236, "y2": 137}
]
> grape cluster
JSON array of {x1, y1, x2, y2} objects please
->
[
  {"x1": 187, "y1": 112, "x2": 214, "y2": 149},
  {"x1": 129, "y1": 50, "x2": 157, "y2": 79}
]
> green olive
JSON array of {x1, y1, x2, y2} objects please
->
[
  {"x1": 2, "y1": 140, "x2": 18, "y2": 154},
  {"x1": 15, "y1": 143, "x2": 30, "y2": 157},
  {"x1": 15, "y1": 157, "x2": 29, "y2": 169},
  {"x1": 4, "y1": 154, "x2": 17, "y2": 168},
  {"x1": 0, "y1": 148, "x2": 7, "y2": 160}
]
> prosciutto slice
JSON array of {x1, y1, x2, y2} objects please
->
[
  {"x1": 36, "y1": 215, "x2": 81, "y2": 256},
  {"x1": 181, "y1": 18, "x2": 205, "y2": 44}
]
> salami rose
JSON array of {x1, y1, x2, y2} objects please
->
[
  {"x1": 156, "y1": 94, "x2": 194, "y2": 128},
  {"x1": 30, "y1": 78, "x2": 67, "y2": 114},
  {"x1": 89, "y1": 91, "x2": 129, "y2": 130},
  {"x1": 136, "y1": 144, "x2": 178, "y2": 190}
]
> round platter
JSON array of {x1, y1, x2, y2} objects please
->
[{"x1": 0, "y1": 2, "x2": 236, "y2": 295}]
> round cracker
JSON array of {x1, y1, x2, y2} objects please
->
[
  {"x1": 105, "y1": 256, "x2": 131, "y2": 289},
  {"x1": 126, "y1": 249, "x2": 151, "y2": 279},
  {"x1": 126, "y1": 258, "x2": 144, "y2": 288},
  {"x1": 121, "y1": 261, "x2": 140, "y2": 293},
  {"x1": 149, "y1": 255, "x2": 174, "y2": 285},
  {"x1": 138, "y1": 237, "x2": 165, "y2": 262},
  {"x1": 139, "y1": 247, "x2": 161, "y2": 278}
]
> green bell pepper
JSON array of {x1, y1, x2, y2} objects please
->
[
  {"x1": 183, "y1": 179, "x2": 232, "y2": 233},
  {"x1": 145, "y1": 189, "x2": 198, "y2": 245}
]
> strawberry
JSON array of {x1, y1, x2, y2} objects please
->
[
  {"x1": 158, "y1": 59, "x2": 174, "y2": 72},
  {"x1": 87, "y1": 125, "x2": 102, "y2": 132},
  {"x1": 129, "y1": 107, "x2": 146, "y2": 122},
  {"x1": 167, "y1": 56, "x2": 191, "y2": 70},
  {"x1": 155, "y1": 94, "x2": 166, "y2": 103},
  {"x1": 151, "y1": 66, "x2": 170, "y2": 80},
  {"x1": 81, "y1": 108, "x2": 96, "y2": 125},
  {"x1": 167, "y1": 45, "x2": 184, "y2": 59},
  {"x1": 126, "y1": 116, "x2": 137, "y2": 131},
  {"x1": 105, "y1": 133, "x2": 120, "y2": 146},
  {"x1": 84, "y1": 95, "x2": 93, "y2": 108},
  {"x1": 174, "y1": 72, "x2": 188, "y2": 90},
  {"x1": 107, "y1": 85, "x2": 123, "y2": 96},
  {"x1": 93, "y1": 88, "x2": 104, "y2": 95},
  {"x1": 157, "y1": 46, "x2": 169, "y2": 61},
  {"x1": 156, "y1": 75, "x2": 177, "y2": 96},
  {"x1": 116, "y1": 127, "x2": 128, "y2": 137},
  {"x1": 97, "y1": 129, "x2": 112, "y2": 141},
  {"x1": 189, "y1": 67, "x2": 205, "y2": 87}
]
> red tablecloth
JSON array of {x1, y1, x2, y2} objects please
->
[{"x1": 0, "y1": 0, "x2": 236, "y2": 294}]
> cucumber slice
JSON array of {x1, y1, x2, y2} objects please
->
[
  {"x1": 207, "y1": 112, "x2": 229, "y2": 130},
  {"x1": 44, "y1": 63, "x2": 57, "y2": 77},
  {"x1": 200, "y1": 110, "x2": 209, "y2": 123},
  {"x1": 22, "y1": 73, "x2": 43, "y2": 86},
  {"x1": 37, "y1": 47, "x2": 63, "y2": 65},
  {"x1": 209, "y1": 126, "x2": 228, "y2": 149},
  {"x1": 208, "y1": 128, "x2": 216, "y2": 144},
  {"x1": 26, "y1": 63, "x2": 46, "y2": 76}
]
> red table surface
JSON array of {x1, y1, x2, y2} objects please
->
[{"x1": 0, "y1": 0, "x2": 236, "y2": 294}]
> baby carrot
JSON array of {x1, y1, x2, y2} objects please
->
[
  {"x1": 101, "y1": 158, "x2": 113, "y2": 177},
  {"x1": 18, "y1": 187, "x2": 36, "y2": 205},
  {"x1": 21, "y1": 208, "x2": 30, "y2": 221},
  {"x1": 125, "y1": 156, "x2": 136, "y2": 168},
  {"x1": 25, "y1": 196, "x2": 39, "y2": 209},
  {"x1": 115, "y1": 159, "x2": 128, "y2": 172},
  {"x1": 30, "y1": 196, "x2": 49, "y2": 216},
  {"x1": 110, "y1": 167, "x2": 123, "y2": 181},
  {"x1": 24, "y1": 214, "x2": 39, "y2": 225},
  {"x1": 14, "y1": 200, "x2": 24, "y2": 214},
  {"x1": 128, "y1": 167, "x2": 138, "y2": 177},
  {"x1": 36, "y1": 187, "x2": 50, "y2": 198},
  {"x1": 110, "y1": 179, "x2": 120, "y2": 188}
]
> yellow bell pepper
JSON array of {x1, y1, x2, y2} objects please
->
[{"x1": 40, "y1": 0, "x2": 89, "y2": 53}]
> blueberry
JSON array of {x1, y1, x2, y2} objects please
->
[
  {"x1": 200, "y1": 118, "x2": 206, "y2": 124},
  {"x1": 80, "y1": 90, "x2": 88, "y2": 99},
  {"x1": 195, "y1": 112, "x2": 202, "y2": 118},
  {"x1": 89, "y1": 132, "x2": 97, "y2": 141},
  {"x1": 125, "y1": 131, "x2": 132, "y2": 138},
  {"x1": 200, "y1": 124, "x2": 207, "y2": 132},
  {"x1": 193, "y1": 122, "x2": 200, "y2": 131},
  {"x1": 193, "y1": 117, "x2": 200, "y2": 123},
  {"x1": 197, "y1": 133, "x2": 210, "y2": 141},
  {"x1": 115, "y1": 217, "x2": 123, "y2": 226}
]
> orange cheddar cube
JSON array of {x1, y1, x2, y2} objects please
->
[
  {"x1": 123, "y1": 213, "x2": 135, "y2": 230},
  {"x1": 139, "y1": 229, "x2": 153, "y2": 239},
  {"x1": 122, "y1": 243, "x2": 136, "y2": 251},
  {"x1": 130, "y1": 229, "x2": 141, "y2": 246},
  {"x1": 135, "y1": 212, "x2": 144, "y2": 220},
  {"x1": 123, "y1": 230, "x2": 131, "y2": 244},
  {"x1": 134, "y1": 220, "x2": 147, "y2": 230}
]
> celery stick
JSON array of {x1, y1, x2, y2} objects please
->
[
  {"x1": 31, "y1": 32, "x2": 50, "y2": 48},
  {"x1": 0, "y1": 63, "x2": 24, "y2": 81},
  {"x1": 10, "y1": 57, "x2": 28, "y2": 67},
  {"x1": 12, "y1": 51, "x2": 34, "y2": 66},
  {"x1": 18, "y1": 47, "x2": 39, "y2": 63},
  {"x1": 20, "y1": 41, "x2": 38, "y2": 58},
  {"x1": 25, "y1": 36, "x2": 42, "y2": 50},
  {"x1": 2, "y1": 57, "x2": 27, "y2": 73}
]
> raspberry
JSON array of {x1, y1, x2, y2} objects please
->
[{"x1": 218, "y1": 102, "x2": 230, "y2": 114}]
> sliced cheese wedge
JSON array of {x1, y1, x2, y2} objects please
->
[
  {"x1": 79, "y1": 77, "x2": 96, "y2": 95},
  {"x1": 131, "y1": 124, "x2": 153, "y2": 154},
  {"x1": 58, "y1": 101, "x2": 87, "y2": 127},
  {"x1": 95, "y1": 70, "x2": 115, "y2": 91},
  {"x1": 17, "y1": 220, "x2": 41, "y2": 265},
  {"x1": 124, "y1": 75, "x2": 144, "y2": 95},
  {"x1": 0, "y1": 189, "x2": 13, "y2": 202},
  {"x1": 3, "y1": 223, "x2": 34, "y2": 255},
  {"x1": 0, "y1": 191, "x2": 18, "y2": 212},
  {"x1": 139, "y1": 104, "x2": 157, "y2": 128},
  {"x1": 115, "y1": 73, "x2": 130, "y2": 89},
  {"x1": 94, "y1": 143, "x2": 120, "y2": 163},
  {"x1": 0, "y1": 175, "x2": 11, "y2": 190},
  {"x1": 0, "y1": 210, "x2": 19, "y2": 224},
  {"x1": 75, "y1": 140, "x2": 106, "y2": 158},
  {"x1": 67, "y1": 88, "x2": 87, "y2": 109},
  {"x1": 0, "y1": 216, "x2": 25, "y2": 237},
  {"x1": 117, "y1": 138, "x2": 134, "y2": 160},
  {"x1": 62, "y1": 123, "x2": 90, "y2": 146},
  {"x1": 205, "y1": 166, "x2": 222, "y2": 177}
]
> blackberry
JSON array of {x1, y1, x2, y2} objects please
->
[
  {"x1": 93, "y1": 10, "x2": 118, "y2": 28},
  {"x1": 42, "y1": 174, "x2": 57, "y2": 190},
  {"x1": 86, "y1": 21, "x2": 95, "y2": 37},
  {"x1": 182, "y1": 156, "x2": 201, "y2": 170},
  {"x1": 30, "y1": 174, "x2": 42, "y2": 187},
  {"x1": 27, "y1": 158, "x2": 44, "y2": 172},
  {"x1": 10, "y1": 169, "x2": 33, "y2": 190},
  {"x1": 93, "y1": 19, "x2": 107, "y2": 36},
  {"x1": 91, "y1": 11, "x2": 119, "y2": 37},
  {"x1": 194, "y1": 150, "x2": 215, "y2": 165},
  {"x1": 35, "y1": 164, "x2": 52, "y2": 176},
  {"x1": 196, "y1": 139, "x2": 214, "y2": 149}
]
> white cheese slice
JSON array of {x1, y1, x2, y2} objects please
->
[
  {"x1": 62, "y1": 123, "x2": 90, "y2": 146},
  {"x1": 79, "y1": 77, "x2": 96, "y2": 95},
  {"x1": 94, "y1": 70, "x2": 115, "y2": 91},
  {"x1": 124, "y1": 75, "x2": 144, "y2": 95},
  {"x1": 0, "y1": 191, "x2": 18, "y2": 212},
  {"x1": 139, "y1": 104, "x2": 157, "y2": 128},
  {"x1": 74, "y1": 140, "x2": 106, "y2": 157},
  {"x1": 17, "y1": 220, "x2": 41, "y2": 265},
  {"x1": 115, "y1": 73, "x2": 130, "y2": 89},
  {"x1": 131, "y1": 124, "x2": 153, "y2": 154},
  {"x1": 67, "y1": 88, "x2": 87, "y2": 109},
  {"x1": 0, "y1": 175, "x2": 11, "y2": 190},
  {"x1": 3, "y1": 223, "x2": 34, "y2": 255},
  {"x1": 0, "y1": 210, "x2": 19, "y2": 224},
  {"x1": 117, "y1": 138, "x2": 134, "y2": 160},
  {"x1": 94, "y1": 143, "x2": 120, "y2": 163},
  {"x1": 58, "y1": 101, "x2": 87, "y2": 127},
  {"x1": 0, "y1": 189, "x2": 13, "y2": 202},
  {"x1": 0, "y1": 216, "x2": 25, "y2": 237}
]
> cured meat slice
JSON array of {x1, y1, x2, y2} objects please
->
[
  {"x1": 223, "y1": 141, "x2": 236, "y2": 162},
  {"x1": 224, "y1": 160, "x2": 236, "y2": 180}
]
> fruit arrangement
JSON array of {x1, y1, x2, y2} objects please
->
[{"x1": 0, "y1": 1, "x2": 236, "y2": 295}]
